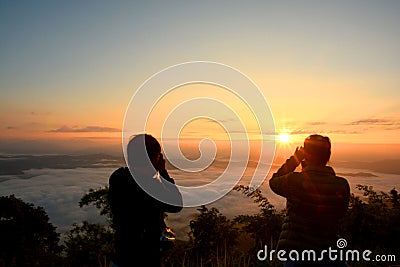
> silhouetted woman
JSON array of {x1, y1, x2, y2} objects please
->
[{"x1": 109, "y1": 134, "x2": 182, "y2": 267}]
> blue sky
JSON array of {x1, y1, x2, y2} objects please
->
[{"x1": 1, "y1": 1, "x2": 400, "y2": 144}]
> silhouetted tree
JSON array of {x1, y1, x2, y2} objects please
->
[
  {"x1": 63, "y1": 187, "x2": 114, "y2": 267},
  {"x1": 232, "y1": 185, "x2": 284, "y2": 267},
  {"x1": 189, "y1": 205, "x2": 240, "y2": 265},
  {"x1": 339, "y1": 185, "x2": 400, "y2": 265},
  {"x1": 0, "y1": 195, "x2": 62, "y2": 267},
  {"x1": 64, "y1": 221, "x2": 114, "y2": 267},
  {"x1": 79, "y1": 187, "x2": 113, "y2": 226},
  {"x1": 77, "y1": 184, "x2": 400, "y2": 266},
  {"x1": 234, "y1": 186, "x2": 283, "y2": 249}
]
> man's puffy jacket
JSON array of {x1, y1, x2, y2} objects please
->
[{"x1": 269, "y1": 156, "x2": 350, "y2": 251}]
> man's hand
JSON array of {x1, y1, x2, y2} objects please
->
[{"x1": 294, "y1": 146, "x2": 305, "y2": 165}]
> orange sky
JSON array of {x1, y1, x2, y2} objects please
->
[{"x1": 1, "y1": 2, "x2": 400, "y2": 149}]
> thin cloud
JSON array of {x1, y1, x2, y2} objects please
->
[
  {"x1": 185, "y1": 131, "x2": 203, "y2": 134},
  {"x1": 49, "y1": 125, "x2": 121, "y2": 133},
  {"x1": 328, "y1": 130, "x2": 361, "y2": 134},
  {"x1": 289, "y1": 129, "x2": 361, "y2": 135},
  {"x1": 225, "y1": 130, "x2": 279, "y2": 136},
  {"x1": 306, "y1": 122, "x2": 326, "y2": 126},
  {"x1": 30, "y1": 111, "x2": 51, "y2": 116},
  {"x1": 230, "y1": 130, "x2": 260, "y2": 134},
  {"x1": 289, "y1": 130, "x2": 309, "y2": 135},
  {"x1": 384, "y1": 126, "x2": 400, "y2": 131},
  {"x1": 204, "y1": 118, "x2": 236, "y2": 124},
  {"x1": 349, "y1": 119, "x2": 393, "y2": 126}
]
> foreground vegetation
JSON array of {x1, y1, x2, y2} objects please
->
[{"x1": 1, "y1": 184, "x2": 399, "y2": 266}]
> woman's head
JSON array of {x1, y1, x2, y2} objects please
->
[
  {"x1": 303, "y1": 134, "x2": 331, "y2": 166},
  {"x1": 127, "y1": 134, "x2": 161, "y2": 174}
]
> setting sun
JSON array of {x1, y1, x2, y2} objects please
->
[{"x1": 278, "y1": 133, "x2": 291, "y2": 143}]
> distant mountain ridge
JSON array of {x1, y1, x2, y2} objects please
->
[
  {"x1": 1, "y1": 153, "x2": 399, "y2": 177},
  {"x1": 336, "y1": 172, "x2": 378, "y2": 178},
  {"x1": 0, "y1": 154, "x2": 124, "y2": 175},
  {"x1": 333, "y1": 159, "x2": 400, "y2": 175}
]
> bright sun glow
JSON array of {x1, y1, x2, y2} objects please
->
[{"x1": 278, "y1": 133, "x2": 291, "y2": 143}]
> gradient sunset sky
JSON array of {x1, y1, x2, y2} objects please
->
[{"x1": 1, "y1": 1, "x2": 400, "y2": 148}]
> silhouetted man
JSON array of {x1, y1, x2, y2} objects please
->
[
  {"x1": 270, "y1": 134, "x2": 350, "y2": 267},
  {"x1": 109, "y1": 134, "x2": 182, "y2": 267}
]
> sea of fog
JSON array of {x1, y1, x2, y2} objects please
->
[{"x1": 0, "y1": 158, "x2": 398, "y2": 241}]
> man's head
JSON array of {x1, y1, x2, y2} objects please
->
[
  {"x1": 303, "y1": 134, "x2": 331, "y2": 166},
  {"x1": 127, "y1": 134, "x2": 161, "y2": 175}
]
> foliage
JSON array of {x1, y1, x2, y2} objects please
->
[
  {"x1": 0, "y1": 195, "x2": 63, "y2": 267},
  {"x1": 188, "y1": 205, "x2": 240, "y2": 266},
  {"x1": 64, "y1": 221, "x2": 114, "y2": 267},
  {"x1": 73, "y1": 184, "x2": 400, "y2": 266},
  {"x1": 64, "y1": 188, "x2": 115, "y2": 267},
  {"x1": 233, "y1": 185, "x2": 284, "y2": 251},
  {"x1": 339, "y1": 185, "x2": 400, "y2": 256},
  {"x1": 4, "y1": 181, "x2": 398, "y2": 266},
  {"x1": 79, "y1": 187, "x2": 113, "y2": 226}
]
